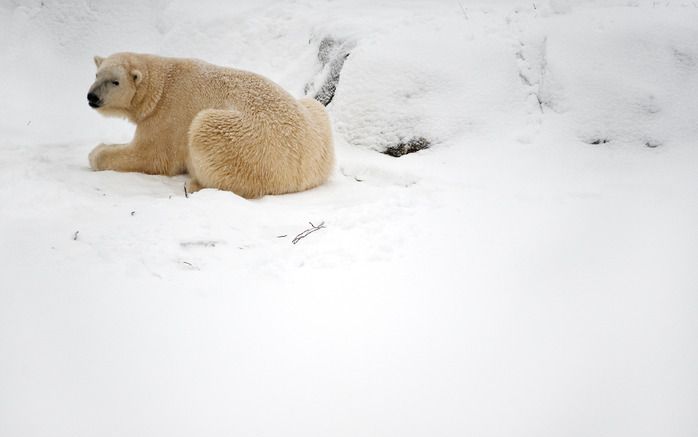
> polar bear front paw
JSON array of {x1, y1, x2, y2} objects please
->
[
  {"x1": 88, "y1": 144, "x2": 109, "y2": 170},
  {"x1": 185, "y1": 178, "x2": 203, "y2": 194}
]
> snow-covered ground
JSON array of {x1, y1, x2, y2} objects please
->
[{"x1": 1, "y1": 1, "x2": 697, "y2": 436}]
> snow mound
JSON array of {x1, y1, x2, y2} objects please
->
[
  {"x1": 330, "y1": 3, "x2": 698, "y2": 152},
  {"x1": 532, "y1": 7, "x2": 698, "y2": 148},
  {"x1": 331, "y1": 8, "x2": 533, "y2": 152}
]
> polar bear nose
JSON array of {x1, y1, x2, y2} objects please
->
[{"x1": 87, "y1": 92, "x2": 102, "y2": 108}]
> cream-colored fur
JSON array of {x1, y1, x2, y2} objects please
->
[{"x1": 87, "y1": 53, "x2": 334, "y2": 198}]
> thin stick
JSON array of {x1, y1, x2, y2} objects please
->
[{"x1": 292, "y1": 221, "x2": 326, "y2": 245}]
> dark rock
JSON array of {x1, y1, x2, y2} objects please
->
[
  {"x1": 383, "y1": 137, "x2": 431, "y2": 157},
  {"x1": 305, "y1": 37, "x2": 353, "y2": 106},
  {"x1": 588, "y1": 138, "x2": 610, "y2": 145},
  {"x1": 318, "y1": 37, "x2": 336, "y2": 65}
]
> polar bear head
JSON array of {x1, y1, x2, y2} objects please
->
[{"x1": 87, "y1": 54, "x2": 143, "y2": 118}]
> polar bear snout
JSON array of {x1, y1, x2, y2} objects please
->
[{"x1": 87, "y1": 92, "x2": 101, "y2": 108}]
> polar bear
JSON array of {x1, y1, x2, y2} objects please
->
[{"x1": 87, "y1": 52, "x2": 334, "y2": 198}]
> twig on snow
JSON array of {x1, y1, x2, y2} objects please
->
[
  {"x1": 73, "y1": 231, "x2": 79, "y2": 241},
  {"x1": 292, "y1": 221, "x2": 326, "y2": 245},
  {"x1": 184, "y1": 183, "x2": 189, "y2": 198}
]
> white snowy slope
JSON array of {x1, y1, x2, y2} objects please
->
[{"x1": 1, "y1": 1, "x2": 697, "y2": 436}]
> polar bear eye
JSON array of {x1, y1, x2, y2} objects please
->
[{"x1": 112, "y1": 81, "x2": 119, "y2": 86}]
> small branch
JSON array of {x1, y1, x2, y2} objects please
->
[
  {"x1": 183, "y1": 183, "x2": 189, "y2": 198},
  {"x1": 73, "y1": 231, "x2": 79, "y2": 241},
  {"x1": 292, "y1": 221, "x2": 326, "y2": 245}
]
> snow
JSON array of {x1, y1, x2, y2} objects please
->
[{"x1": 1, "y1": 1, "x2": 697, "y2": 436}]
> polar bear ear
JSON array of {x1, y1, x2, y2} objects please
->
[
  {"x1": 131, "y1": 69, "x2": 143, "y2": 86},
  {"x1": 93, "y1": 55, "x2": 104, "y2": 68}
]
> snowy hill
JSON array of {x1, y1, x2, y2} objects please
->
[{"x1": 1, "y1": 1, "x2": 697, "y2": 436}]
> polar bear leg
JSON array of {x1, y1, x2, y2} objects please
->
[
  {"x1": 187, "y1": 109, "x2": 268, "y2": 199},
  {"x1": 89, "y1": 142, "x2": 155, "y2": 173}
]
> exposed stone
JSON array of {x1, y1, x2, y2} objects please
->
[
  {"x1": 587, "y1": 138, "x2": 610, "y2": 145},
  {"x1": 305, "y1": 37, "x2": 353, "y2": 106},
  {"x1": 383, "y1": 137, "x2": 431, "y2": 157}
]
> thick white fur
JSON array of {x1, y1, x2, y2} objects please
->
[{"x1": 88, "y1": 53, "x2": 334, "y2": 198}]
